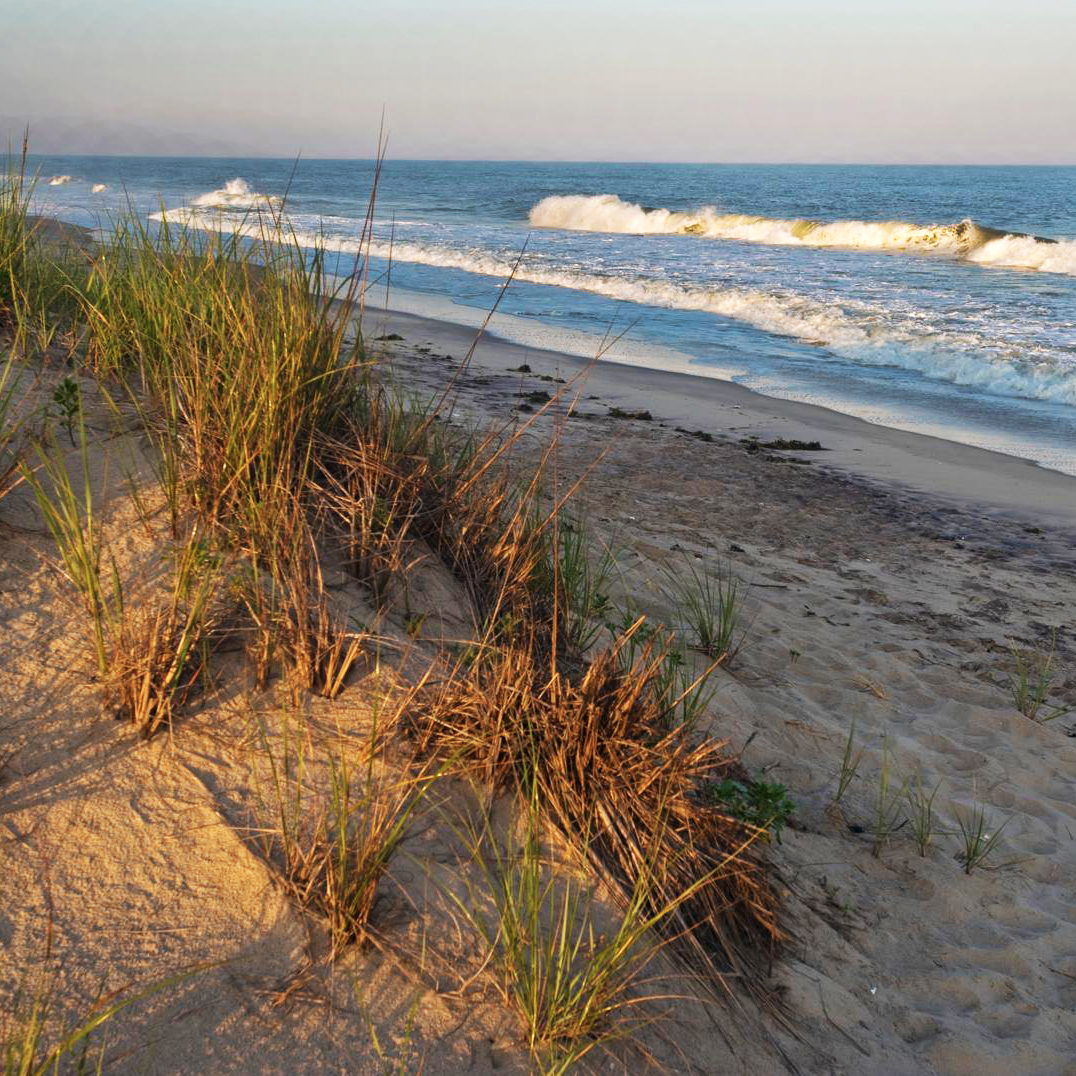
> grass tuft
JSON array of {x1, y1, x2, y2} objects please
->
[
  {"x1": 663, "y1": 558, "x2": 745, "y2": 665},
  {"x1": 1009, "y1": 633, "x2": 1069, "y2": 722}
]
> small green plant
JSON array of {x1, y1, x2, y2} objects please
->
[
  {"x1": 870, "y1": 746, "x2": 907, "y2": 857},
  {"x1": 1, "y1": 968, "x2": 196, "y2": 1076},
  {"x1": 954, "y1": 804, "x2": 1010, "y2": 874},
  {"x1": 904, "y1": 772, "x2": 944, "y2": 856},
  {"x1": 663, "y1": 558, "x2": 744, "y2": 663},
  {"x1": 351, "y1": 982, "x2": 422, "y2": 1075},
  {"x1": 535, "y1": 514, "x2": 615, "y2": 658},
  {"x1": 51, "y1": 376, "x2": 80, "y2": 444},
  {"x1": 706, "y1": 774, "x2": 795, "y2": 842},
  {"x1": 254, "y1": 706, "x2": 435, "y2": 956},
  {"x1": 22, "y1": 420, "x2": 114, "y2": 677},
  {"x1": 1009, "y1": 634, "x2": 1069, "y2": 722},
  {"x1": 833, "y1": 719, "x2": 864, "y2": 805},
  {"x1": 451, "y1": 790, "x2": 695, "y2": 1076},
  {"x1": 662, "y1": 649, "x2": 719, "y2": 730}
]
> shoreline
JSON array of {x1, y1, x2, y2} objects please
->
[{"x1": 362, "y1": 302, "x2": 1076, "y2": 530}]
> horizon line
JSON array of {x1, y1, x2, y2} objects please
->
[{"x1": 14, "y1": 151, "x2": 1076, "y2": 168}]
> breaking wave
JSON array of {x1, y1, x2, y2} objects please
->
[
  {"x1": 149, "y1": 202, "x2": 1076, "y2": 408},
  {"x1": 189, "y1": 178, "x2": 281, "y2": 210},
  {"x1": 529, "y1": 194, "x2": 1076, "y2": 276},
  {"x1": 92, "y1": 183, "x2": 107, "y2": 193},
  {"x1": 47, "y1": 175, "x2": 72, "y2": 186}
]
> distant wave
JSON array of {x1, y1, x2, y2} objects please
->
[
  {"x1": 47, "y1": 175, "x2": 72, "y2": 186},
  {"x1": 529, "y1": 194, "x2": 1076, "y2": 276},
  {"x1": 189, "y1": 178, "x2": 281, "y2": 210},
  {"x1": 92, "y1": 183, "x2": 107, "y2": 193},
  {"x1": 149, "y1": 202, "x2": 1076, "y2": 408}
]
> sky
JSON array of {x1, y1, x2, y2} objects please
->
[{"x1": 2, "y1": 0, "x2": 1075, "y2": 163}]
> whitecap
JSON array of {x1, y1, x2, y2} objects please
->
[{"x1": 528, "y1": 194, "x2": 1076, "y2": 277}]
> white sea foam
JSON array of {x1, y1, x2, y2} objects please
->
[
  {"x1": 189, "y1": 178, "x2": 281, "y2": 210},
  {"x1": 91, "y1": 183, "x2": 107, "y2": 193},
  {"x1": 47, "y1": 175, "x2": 73, "y2": 186},
  {"x1": 149, "y1": 202, "x2": 1076, "y2": 408},
  {"x1": 967, "y1": 233, "x2": 1076, "y2": 275},
  {"x1": 528, "y1": 194, "x2": 1076, "y2": 276}
]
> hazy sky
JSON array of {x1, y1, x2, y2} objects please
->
[{"x1": 3, "y1": 0, "x2": 1075, "y2": 162}]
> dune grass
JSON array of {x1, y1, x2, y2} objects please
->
[
  {"x1": 5, "y1": 175, "x2": 784, "y2": 1048},
  {"x1": 453, "y1": 787, "x2": 690, "y2": 1074},
  {"x1": 3, "y1": 989, "x2": 117, "y2": 1076},
  {"x1": 663, "y1": 557, "x2": 745, "y2": 665},
  {"x1": 415, "y1": 619, "x2": 780, "y2": 1006},
  {"x1": 22, "y1": 404, "x2": 227, "y2": 736},
  {"x1": 1009, "y1": 633, "x2": 1070, "y2": 722},
  {"x1": 2, "y1": 967, "x2": 201, "y2": 1076},
  {"x1": 1, "y1": 140, "x2": 88, "y2": 358},
  {"x1": 252, "y1": 701, "x2": 436, "y2": 956}
]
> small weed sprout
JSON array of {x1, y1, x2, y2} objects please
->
[
  {"x1": 870, "y1": 746, "x2": 907, "y2": 858},
  {"x1": 954, "y1": 804, "x2": 1010, "y2": 874},
  {"x1": 1009, "y1": 633, "x2": 1069, "y2": 722},
  {"x1": 51, "y1": 375, "x2": 80, "y2": 444},
  {"x1": 904, "y1": 772, "x2": 944, "y2": 856},
  {"x1": 833, "y1": 719, "x2": 864, "y2": 805},
  {"x1": 707, "y1": 775, "x2": 796, "y2": 842},
  {"x1": 663, "y1": 557, "x2": 744, "y2": 664}
]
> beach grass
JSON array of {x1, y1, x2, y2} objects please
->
[
  {"x1": 663, "y1": 557, "x2": 745, "y2": 665},
  {"x1": 1009, "y1": 633, "x2": 1070, "y2": 722},
  {"x1": 1, "y1": 172, "x2": 787, "y2": 1050},
  {"x1": 252, "y1": 700, "x2": 436, "y2": 956},
  {"x1": 452, "y1": 787, "x2": 685, "y2": 1074}
]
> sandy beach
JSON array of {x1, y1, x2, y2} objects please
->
[{"x1": 3, "y1": 279, "x2": 1075, "y2": 1074}]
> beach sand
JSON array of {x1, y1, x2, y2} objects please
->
[{"x1": 2, "y1": 307, "x2": 1075, "y2": 1073}]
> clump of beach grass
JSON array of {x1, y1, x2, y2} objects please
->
[
  {"x1": 1009, "y1": 632, "x2": 1070, "y2": 722},
  {"x1": 662, "y1": 557, "x2": 745, "y2": 665},
  {"x1": 452, "y1": 781, "x2": 721, "y2": 1075},
  {"x1": 1, "y1": 138, "x2": 88, "y2": 356},
  {"x1": 954, "y1": 802, "x2": 1010, "y2": 875},
  {"x1": 414, "y1": 618, "x2": 781, "y2": 1005},
  {"x1": 252, "y1": 701, "x2": 436, "y2": 955},
  {"x1": 904, "y1": 771, "x2": 944, "y2": 856},
  {"x1": 23, "y1": 412, "x2": 226, "y2": 736}
]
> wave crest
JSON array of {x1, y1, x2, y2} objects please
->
[
  {"x1": 529, "y1": 194, "x2": 1076, "y2": 276},
  {"x1": 189, "y1": 178, "x2": 281, "y2": 210}
]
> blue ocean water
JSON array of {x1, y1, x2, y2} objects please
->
[{"x1": 25, "y1": 155, "x2": 1076, "y2": 474}]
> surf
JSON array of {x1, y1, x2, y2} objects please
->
[
  {"x1": 150, "y1": 199, "x2": 1076, "y2": 409},
  {"x1": 528, "y1": 194, "x2": 1076, "y2": 276}
]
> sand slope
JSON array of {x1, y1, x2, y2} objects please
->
[{"x1": 2, "y1": 332, "x2": 1075, "y2": 1073}]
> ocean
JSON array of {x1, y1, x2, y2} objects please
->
[{"x1": 24, "y1": 155, "x2": 1076, "y2": 475}]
